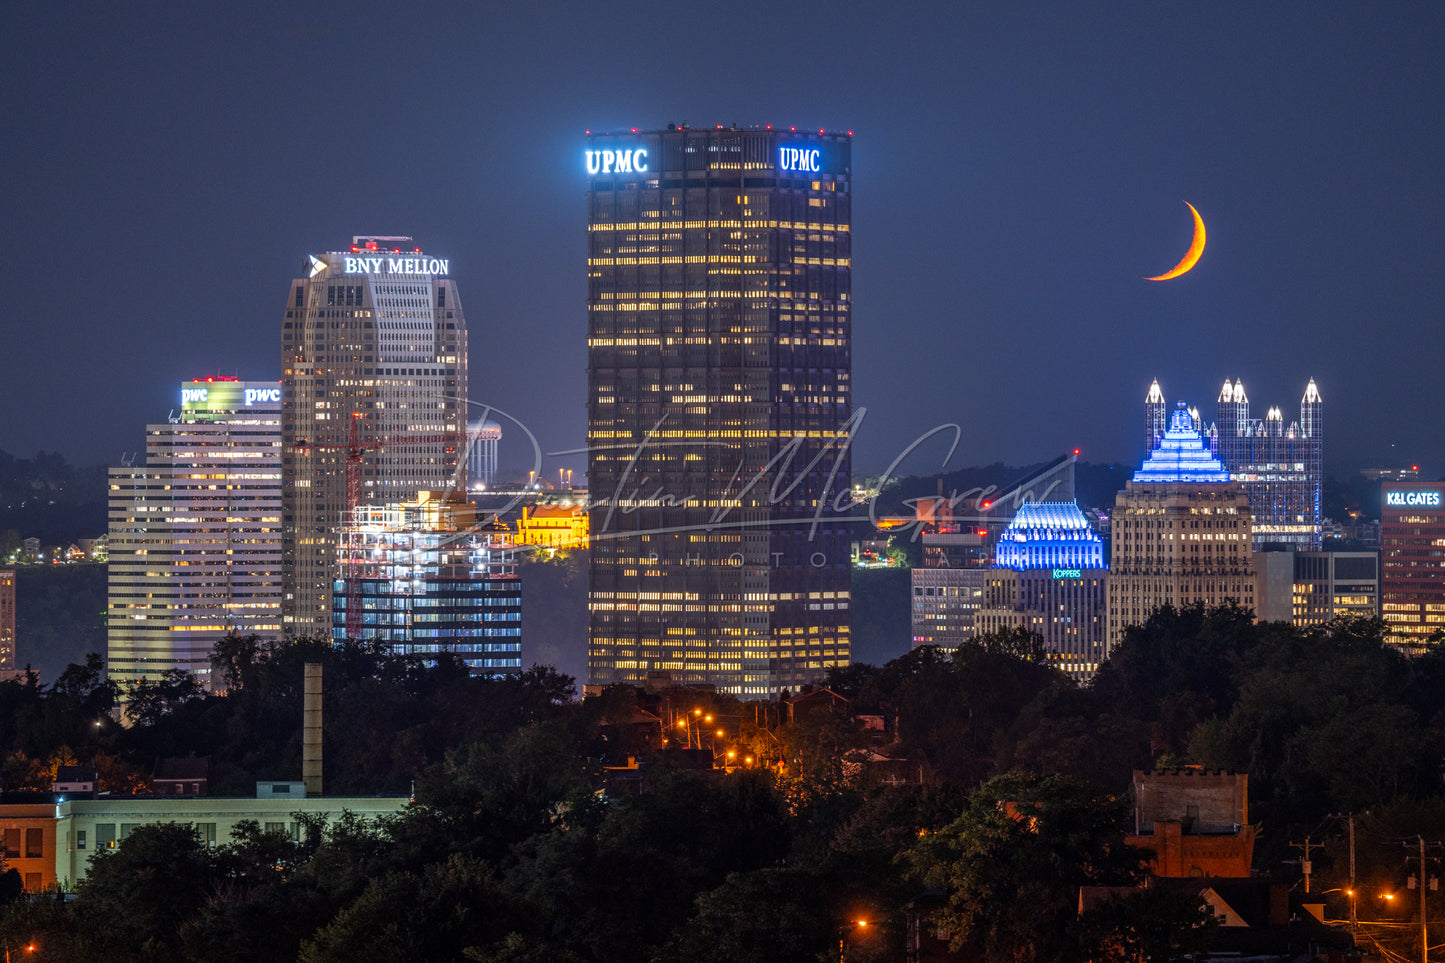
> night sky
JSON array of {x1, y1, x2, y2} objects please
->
[{"x1": 6, "y1": 2, "x2": 1442, "y2": 481}]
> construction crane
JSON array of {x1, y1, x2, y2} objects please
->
[{"x1": 292, "y1": 413, "x2": 462, "y2": 638}]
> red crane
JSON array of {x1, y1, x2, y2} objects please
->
[{"x1": 292, "y1": 413, "x2": 461, "y2": 638}]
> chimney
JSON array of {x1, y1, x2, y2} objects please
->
[{"x1": 303, "y1": 663, "x2": 322, "y2": 795}]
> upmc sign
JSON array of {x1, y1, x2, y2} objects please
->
[
  {"x1": 1386, "y1": 490, "x2": 1443, "y2": 508},
  {"x1": 778, "y1": 147, "x2": 821, "y2": 172},
  {"x1": 585, "y1": 148, "x2": 648, "y2": 175}
]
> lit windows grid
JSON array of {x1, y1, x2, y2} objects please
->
[{"x1": 586, "y1": 129, "x2": 851, "y2": 694}]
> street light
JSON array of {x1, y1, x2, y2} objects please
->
[
  {"x1": 838, "y1": 920, "x2": 870, "y2": 963},
  {"x1": 1320, "y1": 888, "x2": 1358, "y2": 934}
]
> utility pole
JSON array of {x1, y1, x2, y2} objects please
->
[
  {"x1": 1290, "y1": 836, "x2": 1322, "y2": 893},
  {"x1": 1349, "y1": 814, "x2": 1357, "y2": 934},
  {"x1": 1422, "y1": 835, "x2": 1429, "y2": 963},
  {"x1": 1404, "y1": 836, "x2": 1441, "y2": 963}
]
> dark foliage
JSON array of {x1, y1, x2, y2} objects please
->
[{"x1": 1, "y1": 608, "x2": 1440, "y2": 961}]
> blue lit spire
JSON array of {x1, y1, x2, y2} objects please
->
[
  {"x1": 994, "y1": 500, "x2": 1105, "y2": 571},
  {"x1": 1132, "y1": 402, "x2": 1231, "y2": 483}
]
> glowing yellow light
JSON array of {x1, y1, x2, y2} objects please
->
[{"x1": 1146, "y1": 201, "x2": 1206, "y2": 281}]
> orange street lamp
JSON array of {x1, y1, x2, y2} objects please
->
[{"x1": 839, "y1": 920, "x2": 871, "y2": 963}]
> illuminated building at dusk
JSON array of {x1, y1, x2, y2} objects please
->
[
  {"x1": 1146, "y1": 378, "x2": 1322, "y2": 550},
  {"x1": 108, "y1": 379, "x2": 282, "y2": 688},
  {"x1": 1380, "y1": 481, "x2": 1445, "y2": 646},
  {"x1": 281, "y1": 237, "x2": 468, "y2": 637},
  {"x1": 513, "y1": 502, "x2": 589, "y2": 550},
  {"x1": 975, "y1": 501, "x2": 1108, "y2": 681},
  {"x1": 911, "y1": 456, "x2": 1079, "y2": 650},
  {"x1": 585, "y1": 125, "x2": 853, "y2": 695},
  {"x1": 333, "y1": 491, "x2": 520, "y2": 674},
  {"x1": 1109, "y1": 403, "x2": 1255, "y2": 650}
]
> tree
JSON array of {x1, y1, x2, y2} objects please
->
[
  {"x1": 70, "y1": 822, "x2": 222, "y2": 960},
  {"x1": 655, "y1": 867, "x2": 834, "y2": 963},
  {"x1": 299, "y1": 854, "x2": 538, "y2": 963},
  {"x1": 124, "y1": 669, "x2": 205, "y2": 728},
  {"x1": 1080, "y1": 885, "x2": 1219, "y2": 962},
  {"x1": 908, "y1": 771, "x2": 1146, "y2": 963}
]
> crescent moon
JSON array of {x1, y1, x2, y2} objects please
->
[{"x1": 1146, "y1": 201, "x2": 1206, "y2": 281}]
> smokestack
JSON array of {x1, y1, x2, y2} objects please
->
[{"x1": 303, "y1": 663, "x2": 322, "y2": 795}]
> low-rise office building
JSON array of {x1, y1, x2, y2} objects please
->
[{"x1": 54, "y1": 787, "x2": 408, "y2": 884}]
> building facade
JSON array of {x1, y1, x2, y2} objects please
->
[
  {"x1": 1146, "y1": 379, "x2": 1322, "y2": 550},
  {"x1": 513, "y1": 501, "x2": 589, "y2": 550},
  {"x1": 54, "y1": 792, "x2": 407, "y2": 885},
  {"x1": 0, "y1": 799, "x2": 58, "y2": 893},
  {"x1": 584, "y1": 126, "x2": 853, "y2": 696},
  {"x1": 1380, "y1": 481, "x2": 1445, "y2": 646},
  {"x1": 1126, "y1": 770, "x2": 1255, "y2": 880},
  {"x1": 281, "y1": 237, "x2": 468, "y2": 637},
  {"x1": 911, "y1": 547, "x2": 989, "y2": 649},
  {"x1": 1109, "y1": 404, "x2": 1255, "y2": 650},
  {"x1": 1256, "y1": 549, "x2": 1380, "y2": 626},
  {"x1": 107, "y1": 379, "x2": 282, "y2": 688},
  {"x1": 976, "y1": 501, "x2": 1108, "y2": 681},
  {"x1": 334, "y1": 491, "x2": 521, "y2": 674},
  {"x1": 0, "y1": 570, "x2": 13, "y2": 677}
]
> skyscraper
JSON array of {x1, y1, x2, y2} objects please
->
[
  {"x1": 1214, "y1": 378, "x2": 1322, "y2": 550},
  {"x1": 1109, "y1": 403, "x2": 1255, "y2": 650},
  {"x1": 976, "y1": 501, "x2": 1109, "y2": 680},
  {"x1": 281, "y1": 237, "x2": 468, "y2": 637},
  {"x1": 1380, "y1": 481, "x2": 1445, "y2": 646},
  {"x1": 910, "y1": 456, "x2": 1079, "y2": 650},
  {"x1": 1147, "y1": 378, "x2": 1322, "y2": 550},
  {"x1": 108, "y1": 379, "x2": 282, "y2": 688},
  {"x1": 584, "y1": 125, "x2": 853, "y2": 696}
]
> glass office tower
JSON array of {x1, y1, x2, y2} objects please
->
[
  {"x1": 585, "y1": 125, "x2": 853, "y2": 695},
  {"x1": 281, "y1": 237, "x2": 468, "y2": 637}
]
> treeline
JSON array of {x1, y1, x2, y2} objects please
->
[
  {"x1": 0, "y1": 609, "x2": 1440, "y2": 960},
  {"x1": 0, "y1": 639, "x2": 577, "y2": 797}
]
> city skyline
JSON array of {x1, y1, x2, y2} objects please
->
[{"x1": 5, "y1": 4, "x2": 1444, "y2": 481}]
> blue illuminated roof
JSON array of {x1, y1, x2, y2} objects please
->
[
  {"x1": 995, "y1": 500, "x2": 1105, "y2": 571},
  {"x1": 1132, "y1": 404, "x2": 1231, "y2": 484}
]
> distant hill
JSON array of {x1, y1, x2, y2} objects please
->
[
  {"x1": 0, "y1": 449, "x2": 108, "y2": 545},
  {"x1": 13, "y1": 565, "x2": 107, "y2": 681}
]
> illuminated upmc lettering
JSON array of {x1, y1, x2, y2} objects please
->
[
  {"x1": 585, "y1": 149, "x2": 648, "y2": 175},
  {"x1": 1386, "y1": 490, "x2": 1443, "y2": 508},
  {"x1": 779, "y1": 147, "x2": 821, "y2": 172}
]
